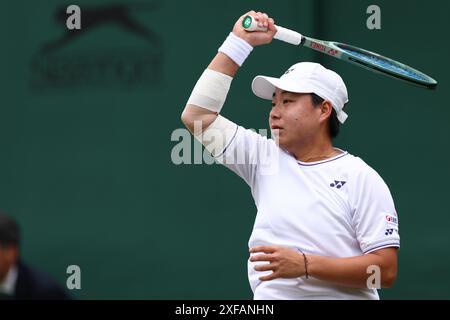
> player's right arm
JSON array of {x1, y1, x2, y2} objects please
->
[
  {"x1": 180, "y1": 52, "x2": 238, "y2": 134},
  {"x1": 180, "y1": 11, "x2": 276, "y2": 134}
]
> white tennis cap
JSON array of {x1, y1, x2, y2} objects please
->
[{"x1": 251, "y1": 62, "x2": 349, "y2": 123}]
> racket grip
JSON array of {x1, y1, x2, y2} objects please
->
[
  {"x1": 242, "y1": 15, "x2": 268, "y2": 32},
  {"x1": 242, "y1": 15, "x2": 303, "y2": 46},
  {"x1": 274, "y1": 26, "x2": 303, "y2": 46}
]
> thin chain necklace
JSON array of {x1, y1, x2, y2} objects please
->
[{"x1": 302, "y1": 149, "x2": 341, "y2": 162}]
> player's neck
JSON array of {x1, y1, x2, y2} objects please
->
[{"x1": 291, "y1": 136, "x2": 339, "y2": 163}]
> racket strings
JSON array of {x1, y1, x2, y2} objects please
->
[{"x1": 337, "y1": 45, "x2": 429, "y2": 82}]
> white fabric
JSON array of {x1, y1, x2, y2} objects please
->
[
  {"x1": 218, "y1": 32, "x2": 254, "y2": 67},
  {"x1": 187, "y1": 69, "x2": 233, "y2": 113},
  {"x1": 193, "y1": 115, "x2": 238, "y2": 157},
  {"x1": 252, "y1": 62, "x2": 349, "y2": 123},
  {"x1": 274, "y1": 26, "x2": 303, "y2": 45},
  {"x1": 199, "y1": 119, "x2": 400, "y2": 300},
  {"x1": 0, "y1": 265, "x2": 18, "y2": 296}
]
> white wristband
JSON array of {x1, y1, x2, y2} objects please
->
[{"x1": 218, "y1": 32, "x2": 253, "y2": 66}]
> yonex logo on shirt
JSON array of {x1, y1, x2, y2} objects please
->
[
  {"x1": 385, "y1": 228, "x2": 397, "y2": 236},
  {"x1": 330, "y1": 180, "x2": 346, "y2": 189}
]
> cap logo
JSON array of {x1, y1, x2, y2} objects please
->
[{"x1": 284, "y1": 68, "x2": 295, "y2": 75}]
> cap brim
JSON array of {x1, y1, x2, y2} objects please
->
[{"x1": 251, "y1": 76, "x2": 314, "y2": 100}]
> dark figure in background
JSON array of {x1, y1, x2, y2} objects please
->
[{"x1": 0, "y1": 211, "x2": 71, "y2": 300}]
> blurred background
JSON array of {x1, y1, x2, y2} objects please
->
[{"x1": 0, "y1": 0, "x2": 448, "y2": 299}]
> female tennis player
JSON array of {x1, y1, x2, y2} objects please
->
[{"x1": 181, "y1": 11, "x2": 400, "y2": 299}]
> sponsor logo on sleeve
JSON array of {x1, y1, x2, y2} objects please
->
[
  {"x1": 385, "y1": 228, "x2": 399, "y2": 236},
  {"x1": 385, "y1": 214, "x2": 398, "y2": 226}
]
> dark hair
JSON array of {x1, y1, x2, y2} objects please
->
[
  {"x1": 0, "y1": 211, "x2": 20, "y2": 247},
  {"x1": 310, "y1": 93, "x2": 341, "y2": 139}
]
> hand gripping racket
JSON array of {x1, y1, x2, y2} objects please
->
[{"x1": 242, "y1": 15, "x2": 437, "y2": 89}]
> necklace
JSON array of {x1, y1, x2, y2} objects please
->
[{"x1": 302, "y1": 149, "x2": 341, "y2": 163}]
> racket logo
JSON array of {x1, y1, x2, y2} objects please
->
[
  {"x1": 243, "y1": 16, "x2": 252, "y2": 29},
  {"x1": 311, "y1": 41, "x2": 327, "y2": 52},
  {"x1": 327, "y1": 49, "x2": 339, "y2": 56}
]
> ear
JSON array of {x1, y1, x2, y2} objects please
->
[{"x1": 319, "y1": 100, "x2": 333, "y2": 124}]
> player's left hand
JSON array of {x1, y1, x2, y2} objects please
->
[{"x1": 249, "y1": 246, "x2": 306, "y2": 281}]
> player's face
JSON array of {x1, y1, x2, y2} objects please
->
[{"x1": 269, "y1": 89, "x2": 322, "y2": 149}]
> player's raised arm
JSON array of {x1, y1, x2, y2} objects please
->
[{"x1": 180, "y1": 11, "x2": 277, "y2": 134}]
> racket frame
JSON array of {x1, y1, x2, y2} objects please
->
[{"x1": 301, "y1": 36, "x2": 437, "y2": 89}]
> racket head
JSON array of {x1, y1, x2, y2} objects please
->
[{"x1": 329, "y1": 42, "x2": 437, "y2": 89}]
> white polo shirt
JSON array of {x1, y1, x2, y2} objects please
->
[{"x1": 197, "y1": 116, "x2": 400, "y2": 300}]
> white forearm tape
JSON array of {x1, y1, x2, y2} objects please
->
[
  {"x1": 194, "y1": 115, "x2": 237, "y2": 157},
  {"x1": 187, "y1": 69, "x2": 233, "y2": 113},
  {"x1": 218, "y1": 32, "x2": 253, "y2": 67}
]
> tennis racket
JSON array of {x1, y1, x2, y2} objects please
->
[{"x1": 242, "y1": 15, "x2": 437, "y2": 89}]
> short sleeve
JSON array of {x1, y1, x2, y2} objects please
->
[
  {"x1": 196, "y1": 116, "x2": 279, "y2": 188},
  {"x1": 350, "y1": 166, "x2": 400, "y2": 254}
]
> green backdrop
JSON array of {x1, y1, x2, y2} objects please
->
[{"x1": 0, "y1": 0, "x2": 449, "y2": 299}]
